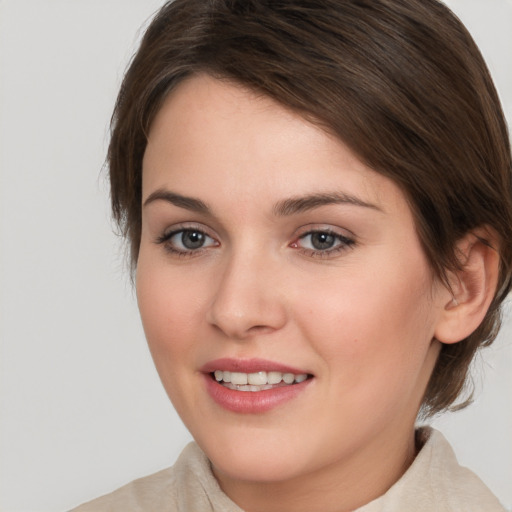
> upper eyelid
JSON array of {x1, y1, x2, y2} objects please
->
[
  {"x1": 299, "y1": 227, "x2": 351, "y2": 236},
  {"x1": 156, "y1": 227, "x2": 218, "y2": 257},
  {"x1": 159, "y1": 223, "x2": 215, "y2": 238},
  {"x1": 295, "y1": 230, "x2": 355, "y2": 246},
  {"x1": 294, "y1": 229, "x2": 356, "y2": 256},
  {"x1": 155, "y1": 222, "x2": 356, "y2": 246},
  {"x1": 294, "y1": 224, "x2": 356, "y2": 239}
]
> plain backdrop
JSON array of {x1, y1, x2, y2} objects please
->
[{"x1": 0, "y1": 1, "x2": 511, "y2": 511}]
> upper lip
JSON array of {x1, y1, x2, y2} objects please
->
[{"x1": 200, "y1": 358, "x2": 311, "y2": 375}]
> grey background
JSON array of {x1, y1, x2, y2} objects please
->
[{"x1": 0, "y1": 1, "x2": 511, "y2": 510}]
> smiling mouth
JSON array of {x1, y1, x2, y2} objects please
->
[{"x1": 211, "y1": 370, "x2": 311, "y2": 392}]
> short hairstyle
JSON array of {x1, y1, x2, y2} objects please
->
[{"x1": 108, "y1": 0, "x2": 512, "y2": 416}]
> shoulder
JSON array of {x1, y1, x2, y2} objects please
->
[
  {"x1": 69, "y1": 442, "x2": 242, "y2": 512},
  {"x1": 358, "y1": 427, "x2": 507, "y2": 512},
  {"x1": 69, "y1": 464, "x2": 178, "y2": 512},
  {"x1": 422, "y1": 428, "x2": 506, "y2": 511}
]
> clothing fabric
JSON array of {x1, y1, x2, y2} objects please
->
[{"x1": 70, "y1": 428, "x2": 506, "y2": 512}]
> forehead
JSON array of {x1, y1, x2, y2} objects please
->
[{"x1": 142, "y1": 74, "x2": 405, "y2": 216}]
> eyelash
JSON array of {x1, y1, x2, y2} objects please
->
[
  {"x1": 155, "y1": 227, "x2": 355, "y2": 258},
  {"x1": 155, "y1": 225, "x2": 218, "y2": 257},
  {"x1": 291, "y1": 229, "x2": 355, "y2": 258}
]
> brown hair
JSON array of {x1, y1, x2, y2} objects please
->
[{"x1": 108, "y1": 0, "x2": 512, "y2": 416}]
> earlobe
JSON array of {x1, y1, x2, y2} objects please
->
[{"x1": 434, "y1": 227, "x2": 500, "y2": 345}]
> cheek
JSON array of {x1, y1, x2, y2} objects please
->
[
  {"x1": 135, "y1": 258, "x2": 204, "y2": 371},
  {"x1": 295, "y1": 262, "x2": 437, "y2": 395},
  {"x1": 135, "y1": 258, "x2": 214, "y2": 424}
]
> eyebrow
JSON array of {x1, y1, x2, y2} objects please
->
[
  {"x1": 143, "y1": 189, "x2": 210, "y2": 214},
  {"x1": 273, "y1": 192, "x2": 382, "y2": 216},
  {"x1": 143, "y1": 189, "x2": 381, "y2": 216}
]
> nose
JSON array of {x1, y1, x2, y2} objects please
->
[{"x1": 207, "y1": 250, "x2": 288, "y2": 340}]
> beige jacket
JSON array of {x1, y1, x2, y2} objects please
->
[{"x1": 71, "y1": 428, "x2": 506, "y2": 512}]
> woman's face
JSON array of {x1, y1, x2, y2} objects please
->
[{"x1": 137, "y1": 75, "x2": 447, "y2": 490}]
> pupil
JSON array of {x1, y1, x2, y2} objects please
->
[
  {"x1": 311, "y1": 232, "x2": 335, "y2": 250},
  {"x1": 182, "y1": 231, "x2": 205, "y2": 249}
]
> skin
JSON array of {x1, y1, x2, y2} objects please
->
[{"x1": 137, "y1": 74, "x2": 455, "y2": 512}]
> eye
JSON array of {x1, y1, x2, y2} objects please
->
[
  {"x1": 157, "y1": 227, "x2": 218, "y2": 255},
  {"x1": 303, "y1": 232, "x2": 337, "y2": 251},
  {"x1": 291, "y1": 229, "x2": 355, "y2": 256}
]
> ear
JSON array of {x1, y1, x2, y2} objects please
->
[{"x1": 434, "y1": 227, "x2": 500, "y2": 345}]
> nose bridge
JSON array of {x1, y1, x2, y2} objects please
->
[{"x1": 207, "y1": 242, "x2": 287, "y2": 339}]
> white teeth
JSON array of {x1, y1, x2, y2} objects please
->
[
  {"x1": 223, "y1": 383, "x2": 275, "y2": 392},
  {"x1": 248, "y1": 371, "x2": 267, "y2": 385},
  {"x1": 267, "y1": 371, "x2": 283, "y2": 384},
  {"x1": 213, "y1": 370, "x2": 309, "y2": 387},
  {"x1": 230, "y1": 372, "x2": 248, "y2": 385},
  {"x1": 283, "y1": 373, "x2": 295, "y2": 384}
]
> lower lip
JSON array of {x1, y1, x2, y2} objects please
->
[{"x1": 203, "y1": 374, "x2": 312, "y2": 413}]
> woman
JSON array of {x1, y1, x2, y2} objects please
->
[{"x1": 73, "y1": 0, "x2": 512, "y2": 510}]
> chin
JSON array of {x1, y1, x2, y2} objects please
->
[
  {"x1": 193, "y1": 423, "x2": 314, "y2": 483},
  {"x1": 211, "y1": 447, "x2": 309, "y2": 484}
]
